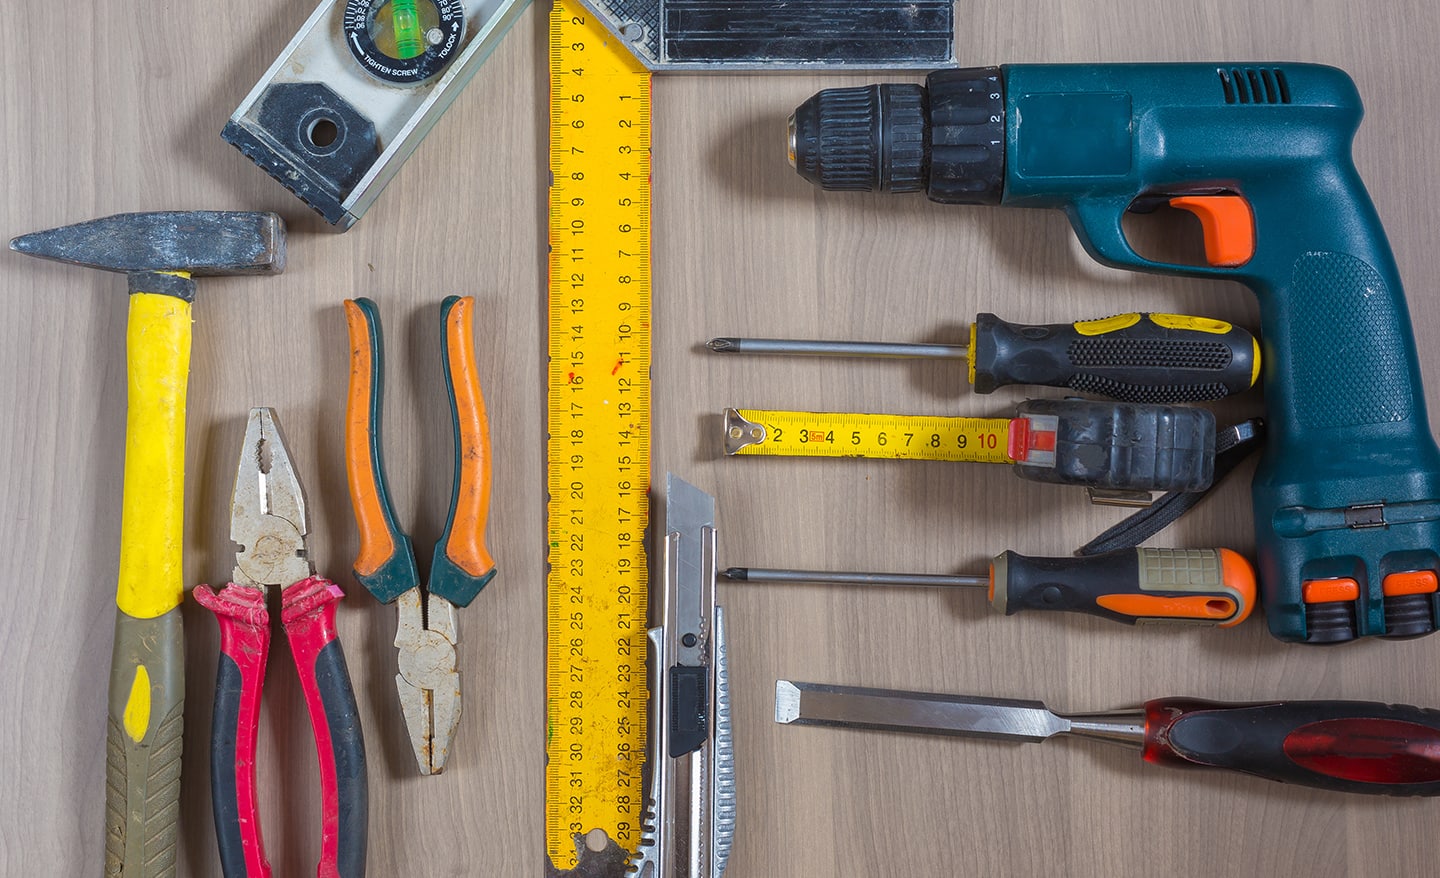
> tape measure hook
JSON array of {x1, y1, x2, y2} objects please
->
[{"x1": 724, "y1": 408, "x2": 767, "y2": 454}]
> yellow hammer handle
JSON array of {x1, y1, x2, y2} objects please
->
[
  {"x1": 116, "y1": 291, "x2": 191, "y2": 618},
  {"x1": 106, "y1": 286, "x2": 192, "y2": 877}
]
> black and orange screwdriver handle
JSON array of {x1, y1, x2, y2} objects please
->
[
  {"x1": 1142, "y1": 698, "x2": 1440, "y2": 795},
  {"x1": 968, "y1": 312, "x2": 1258, "y2": 403},
  {"x1": 989, "y1": 547, "x2": 1256, "y2": 627}
]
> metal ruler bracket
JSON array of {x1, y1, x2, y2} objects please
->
[{"x1": 577, "y1": 0, "x2": 956, "y2": 69}]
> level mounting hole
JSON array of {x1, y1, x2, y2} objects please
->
[{"x1": 307, "y1": 117, "x2": 340, "y2": 148}]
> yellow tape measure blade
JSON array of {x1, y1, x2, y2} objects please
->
[{"x1": 725, "y1": 408, "x2": 1014, "y2": 463}]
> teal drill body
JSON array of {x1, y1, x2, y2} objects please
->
[
  {"x1": 790, "y1": 63, "x2": 1440, "y2": 642},
  {"x1": 998, "y1": 63, "x2": 1440, "y2": 642}
]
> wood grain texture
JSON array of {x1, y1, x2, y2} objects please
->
[{"x1": 2, "y1": 0, "x2": 1440, "y2": 876}]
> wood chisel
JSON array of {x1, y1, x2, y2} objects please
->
[
  {"x1": 710, "y1": 311, "x2": 1260, "y2": 403},
  {"x1": 776, "y1": 681, "x2": 1440, "y2": 796}
]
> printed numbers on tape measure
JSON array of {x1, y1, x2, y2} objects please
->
[
  {"x1": 791, "y1": 428, "x2": 987, "y2": 448},
  {"x1": 735, "y1": 409, "x2": 1012, "y2": 463},
  {"x1": 770, "y1": 423, "x2": 998, "y2": 450}
]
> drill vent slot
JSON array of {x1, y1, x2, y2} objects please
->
[{"x1": 1218, "y1": 67, "x2": 1291, "y2": 105}]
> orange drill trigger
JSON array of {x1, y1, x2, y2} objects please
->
[{"x1": 1170, "y1": 194, "x2": 1256, "y2": 267}]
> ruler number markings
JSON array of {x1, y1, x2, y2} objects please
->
[{"x1": 547, "y1": 2, "x2": 651, "y2": 871}]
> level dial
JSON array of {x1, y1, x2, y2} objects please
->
[{"x1": 344, "y1": 0, "x2": 466, "y2": 84}]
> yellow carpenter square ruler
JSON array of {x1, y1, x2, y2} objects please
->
[
  {"x1": 546, "y1": 0, "x2": 652, "y2": 873},
  {"x1": 723, "y1": 407, "x2": 1026, "y2": 463}
]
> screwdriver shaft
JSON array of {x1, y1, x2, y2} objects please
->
[
  {"x1": 707, "y1": 337, "x2": 967, "y2": 359},
  {"x1": 723, "y1": 567, "x2": 988, "y2": 589}
]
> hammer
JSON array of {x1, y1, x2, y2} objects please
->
[{"x1": 10, "y1": 211, "x2": 285, "y2": 877}]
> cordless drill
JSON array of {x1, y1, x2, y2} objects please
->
[{"x1": 789, "y1": 64, "x2": 1440, "y2": 643}]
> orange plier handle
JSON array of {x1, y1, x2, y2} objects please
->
[{"x1": 343, "y1": 296, "x2": 495, "y2": 606}]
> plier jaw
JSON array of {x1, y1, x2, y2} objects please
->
[
  {"x1": 395, "y1": 589, "x2": 462, "y2": 775},
  {"x1": 228, "y1": 407, "x2": 311, "y2": 590}
]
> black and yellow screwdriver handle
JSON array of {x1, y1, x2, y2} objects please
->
[
  {"x1": 989, "y1": 547, "x2": 1257, "y2": 627},
  {"x1": 969, "y1": 312, "x2": 1259, "y2": 403}
]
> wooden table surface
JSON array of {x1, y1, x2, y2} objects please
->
[{"x1": 4, "y1": 0, "x2": 1440, "y2": 875}]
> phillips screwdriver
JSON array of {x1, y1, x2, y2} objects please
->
[
  {"x1": 725, "y1": 546, "x2": 1256, "y2": 627},
  {"x1": 708, "y1": 311, "x2": 1259, "y2": 404},
  {"x1": 775, "y1": 680, "x2": 1440, "y2": 796}
]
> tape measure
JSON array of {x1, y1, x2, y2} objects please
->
[
  {"x1": 724, "y1": 407, "x2": 1019, "y2": 463},
  {"x1": 546, "y1": 1, "x2": 652, "y2": 871}
]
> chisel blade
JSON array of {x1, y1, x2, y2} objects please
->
[{"x1": 774, "y1": 680, "x2": 1068, "y2": 743}]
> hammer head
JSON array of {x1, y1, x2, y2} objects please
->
[{"x1": 9, "y1": 211, "x2": 285, "y2": 276}]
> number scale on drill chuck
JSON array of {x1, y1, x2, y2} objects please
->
[{"x1": 546, "y1": 1, "x2": 652, "y2": 872}]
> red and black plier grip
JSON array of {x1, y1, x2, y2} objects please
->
[{"x1": 196, "y1": 578, "x2": 368, "y2": 878}]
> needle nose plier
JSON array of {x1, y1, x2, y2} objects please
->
[
  {"x1": 194, "y1": 407, "x2": 368, "y2": 878},
  {"x1": 343, "y1": 296, "x2": 497, "y2": 775}
]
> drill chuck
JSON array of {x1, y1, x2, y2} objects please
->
[{"x1": 789, "y1": 67, "x2": 1007, "y2": 205}]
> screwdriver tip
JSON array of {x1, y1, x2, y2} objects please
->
[
  {"x1": 775, "y1": 680, "x2": 801, "y2": 723},
  {"x1": 707, "y1": 338, "x2": 739, "y2": 353},
  {"x1": 721, "y1": 567, "x2": 748, "y2": 580}
]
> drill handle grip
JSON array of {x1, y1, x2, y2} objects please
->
[
  {"x1": 1066, "y1": 168, "x2": 1428, "y2": 449},
  {"x1": 1067, "y1": 171, "x2": 1440, "y2": 641}
]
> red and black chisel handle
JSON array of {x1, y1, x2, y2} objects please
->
[{"x1": 1143, "y1": 698, "x2": 1440, "y2": 796}]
